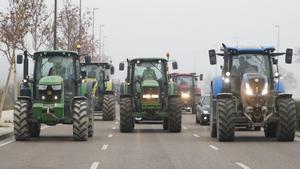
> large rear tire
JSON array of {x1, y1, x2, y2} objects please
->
[
  {"x1": 73, "y1": 100, "x2": 89, "y2": 141},
  {"x1": 217, "y1": 98, "x2": 235, "y2": 141},
  {"x1": 168, "y1": 97, "x2": 182, "y2": 133},
  {"x1": 120, "y1": 97, "x2": 134, "y2": 132},
  {"x1": 103, "y1": 94, "x2": 116, "y2": 121},
  {"x1": 264, "y1": 123, "x2": 277, "y2": 138},
  {"x1": 276, "y1": 98, "x2": 296, "y2": 141},
  {"x1": 14, "y1": 100, "x2": 30, "y2": 141}
]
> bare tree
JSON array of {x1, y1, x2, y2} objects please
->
[
  {"x1": 27, "y1": 0, "x2": 52, "y2": 52},
  {"x1": 0, "y1": 0, "x2": 31, "y2": 119},
  {"x1": 57, "y1": 1, "x2": 95, "y2": 57}
]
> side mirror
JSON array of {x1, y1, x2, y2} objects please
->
[
  {"x1": 119, "y1": 63, "x2": 125, "y2": 71},
  {"x1": 85, "y1": 56, "x2": 92, "y2": 64},
  {"x1": 272, "y1": 57, "x2": 278, "y2": 65},
  {"x1": 199, "y1": 74, "x2": 203, "y2": 81},
  {"x1": 81, "y1": 71, "x2": 87, "y2": 79},
  {"x1": 17, "y1": 54, "x2": 23, "y2": 64},
  {"x1": 209, "y1": 49, "x2": 217, "y2": 65},
  {"x1": 285, "y1": 48, "x2": 293, "y2": 64},
  {"x1": 110, "y1": 66, "x2": 115, "y2": 75},
  {"x1": 172, "y1": 61, "x2": 178, "y2": 70}
]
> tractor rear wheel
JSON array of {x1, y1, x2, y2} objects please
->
[
  {"x1": 30, "y1": 122, "x2": 41, "y2": 137},
  {"x1": 73, "y1": 100, "x2": 89, "y2": 141},
  {"x1": 217, "y1": 98, "x2": 235, "y2": 141},
  {"x1": 120, "y1": 97, "x2": 134, "y2": 132},
  {"x1": 14, "y1": 100, "x2": 30, "y2": 141},
  {"x1": 264, "y1": 123, "x2": 277, "y2": 138},
  {"x1": 276, "y1": 98, "x2": 296, "y2": 141},
  {"x1": 168, "y1": 97, "x2": 182, "y2": 133},
  {"x1": 103, "y1": 94, "x2": 116, "y2": 121}
]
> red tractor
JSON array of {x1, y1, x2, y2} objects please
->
[{"x1": 169, "y1": 73, "x2": 203, "y2": 114}]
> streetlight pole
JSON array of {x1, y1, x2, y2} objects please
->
[
  {"x1": 102, "y1": 36, "x2": 108, "y2": 60},
  {"x1": 53, "y1": 0, "x2": 57, "y2": 50},
  {"x1": 92, "y1": 8, "x2": 99, "y2": 58},
  {"x1": 275, "y1": 25, "x2": 280, "y2": 51},
  {"x1": 79, "y1": 0, "x2": 82, "y2": 45},
  {"x1": 99, "y1": 24, "x2": 104, "y2": 61}
]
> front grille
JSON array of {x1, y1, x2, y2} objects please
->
[{"x1": 39, "y1": 85, "x2": 61, "y2": 102}]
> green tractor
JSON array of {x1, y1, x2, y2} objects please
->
[
  {"x1": 14, "y1": 50, "x2": 94, "y2": 141},
  {"x1": 80, "y1": 56, "x2": 116, "y2": 121},
  {"x1": 118, "y1": 56, "x2": 182, "y2": 132}
]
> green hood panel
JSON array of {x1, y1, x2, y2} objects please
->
[
  {"x1": 39, "y1": 76, "x2": 63, "y2": 85},
  {"x1": 141, "y1": 80, "x2": 159, "y2": 88}
]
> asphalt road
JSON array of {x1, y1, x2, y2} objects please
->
[{"x1": 1, "y1": 107, "x2": 300, "y2": 169}]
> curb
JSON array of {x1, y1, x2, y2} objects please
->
[{"x1": 0, "y1": 131, "x2": 13, "y2": 140}]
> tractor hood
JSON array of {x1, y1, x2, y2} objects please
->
[
  {"x1": 141, "y1": 80, "x2": 159, "y2": 88},
  {"x1": 39, "y1": 76, "x2": 63, "y2": 85}
]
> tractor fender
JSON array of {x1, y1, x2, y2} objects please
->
[
  {"x1": 216, "y1": 93, "x2": 233, "y2": 99},
  {"x1": 105, "y1": 81, "x2": 114, "y2": 92},
  {"x1": 17, "y1": 96, "x2": 32, "y2": 107},
  {"x1": 276, "y1": 93, "x2": 292, "y2": 99},
  {"x1": 275, "y1": 80, "x2": 285, "y2": 93},
  {"x1": 211, "y1": 77, "x2": 223, "y2": 97},
  {"x1": 120, "y1": 82, "x2": 130, "y2": 97}
]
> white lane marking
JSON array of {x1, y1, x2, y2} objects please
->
[
  {"x1": 183, "y1": 126, "x2": 188, "y2": 130},
  {"x1": 193, "y1": 134, "x2": 200, "y2": 138},
  {"x1": 101, "y1": 144, "x2": 109, "y2": 151},
  {"x1": 0, "y1": 139, "x2": 15, "y2": 148},
  {"x1": 112, "y1": 126, "x2": 116, "y2": 130},
  {"x1": 90, "y1": 162, "x2": 100, "y2": 169},
  {"x1": 108, "y1": 134, "x2": 113, "y2": 138},
  {"x1": 0, "y1": 125, "x2": 50, "y2": 148},
  {"x1": 236, "y1": 162, "x2": 251, "y2": 169},
  {"x1": 209, "y1": 145, "x2": 219, "y2": 150}
]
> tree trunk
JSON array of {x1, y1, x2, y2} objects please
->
[
  {"x1": 12, "y1": 49, "x2": 18, "y2": 101},
  {"x1": 0, "y1": 66, "x2": 13, "y2": 120}
]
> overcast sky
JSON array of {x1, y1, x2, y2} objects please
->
[{"x1": 0, "y1": 0, "x2": 300, "y2": 96}]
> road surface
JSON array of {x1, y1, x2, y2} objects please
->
[{"x1": 0, "y1": 108, "x2": 300, "y2": 169}]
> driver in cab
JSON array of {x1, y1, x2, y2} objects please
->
[{"x1": 142, "y1": 66, "x2": 157, "y2": 80}]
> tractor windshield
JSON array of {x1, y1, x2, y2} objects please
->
[
  {"x1": 35, "y1": 56, "x2": 77, "y2": 99},
  {"x1": 176, "y1": 76, "x2": 193, "y2": 90},
  {"x1": 231, "y1": 54, "x2": 271, "y2": 78},
  {"x1": 133, "y1": 60, "x2": 165, "y2": 82},
  {"x1": 81, "y1": 65, "x2": 104, "y2": 81}
]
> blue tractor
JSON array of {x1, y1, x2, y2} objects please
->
[{"x1": 209, "y1": 44, "x2": 296, "y2": 142}]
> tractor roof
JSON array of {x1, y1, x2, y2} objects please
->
[
  {"x1": 130, "y1": 57, "x2": 168, "y2": 62},
  {"x1": 220, "y1": 46, "x2": 276, "y2": 55},
  {"x1": 34, "y1": 50, "x2": 79, "y2": 58},
  {"x1": 81, "y1": 62, "x2": 111, "y2": 66}
]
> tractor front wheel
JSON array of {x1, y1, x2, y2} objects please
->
[
  {"x1": 120, "y1": 97, "x2": 134, "y2": 132},
  {"x1": 168, "y1": 97, "x2": 182, "y2": 133},
  {"x1": 14, "y1": 100, "x2": 30, "y2": 141},
  {"x1": 30, "y1": 122, "x2": 41, "y2": 137},
  {"x1": 103, "y1": 94, "x2": 116, "y2": 121},
  {"x1": 217, "y1": 98, "x2": 235, "y2": 141},
  {"x1": 73, "y1": 100, "x2": 89, "y2": 141},
  {"x1": 276, "y1": 98, "x2": 296, "y2": 141}
]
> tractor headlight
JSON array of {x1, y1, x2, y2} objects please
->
[
  {"x1": 41, "y1": 95, "x2": 46, "y2": 100},
  {"x1": 181, "y1": 91, "x2": 190, "y2": 98},
  {"x1": 142, "y1": 94, "x2": 151, "y2": 99},
  {"x1": 151, "y1": 94, "x2": 159, "y2": 99},
  {"x1": 38, "y1": 85, "x2": 47, "y2": 90},
  {"x1": 222, "y1": 77, "x2": 230, "y2": 83},
  {"x1": 225, "y1": 72, "x2": 231, "y2": 77},
  {"x1": 203, "y1": 110, "x2": 209, "y2": 114},
  {"x1": 52, "y1": 85, "x2": 62, "y2": 90},
  {"x1": 245, "y1": 82, "x2": 254, "y2": 96},
  {"x1": 261, "y1": 83, "x2": 268, "y2": 95}
]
